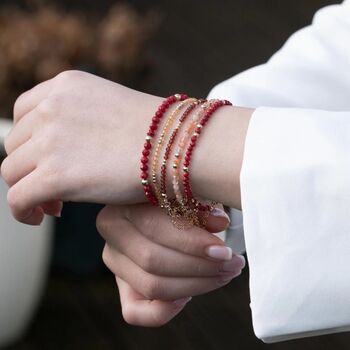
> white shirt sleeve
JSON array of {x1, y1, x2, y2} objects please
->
[{"x1": 206, "y1": 0, "x2": 350, "y2": 342}]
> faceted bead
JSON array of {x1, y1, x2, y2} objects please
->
[
  {"x1": 141, "y1": 171, "x2": 148, "y2": 179},
  {"x1": 144, "y1": 142, "x2": 152, "y2": 149},
  {"x1": 141, "y1": 156, "x2": 148, "y2": 164},
  {"x1": 142, "y1": 149, "x2": 150, "y2": 156},
  {"x1": 141, "y1": 164, "x2": 148, "y2": 171}
]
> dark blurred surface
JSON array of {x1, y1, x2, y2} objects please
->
[{"x1": 3, "y1": 0, "x2": 347, "y2": 349}]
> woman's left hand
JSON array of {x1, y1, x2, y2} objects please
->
[
  {"x1": 0, "y1": 70, "x2": 164, "y2": 225},
  {"x1": 96, "y1": 203, "x2": 246, "y2": 327}
]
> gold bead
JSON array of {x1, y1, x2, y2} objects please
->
[
  {"x1": 196, "y1": 124, "x2": 203, "y2": 128},
  {"x1": 173, "y1": 164, "x2": 178, "y2": 169},
  {"x1": 183, "y1": 166, "x2": 188, "y2": 172},
  {"x1": 174, "y1": 153, "x2": 180, "y2": 158},
  {"x1": 193, "y1": 132, "x2": 199, "y2": 137},
  {"x1": 141, "y1": 179, "x2": 148, "y2": 185},
  {"x1": 145, "y1": 135, "x2": 152, "y2": 142},
  {"x1": 174, "y1": 94, "x2": 181, "y2": 101}
]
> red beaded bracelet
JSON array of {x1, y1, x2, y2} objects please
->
[
  {"x1": 140, "y1": 94, "x2": 188, "y2": 206},
  {"x1": 160, "y1": 100, "x2": 205, "y2": 201},
  {"x1": 182, "y1": 99, "x2": 233, "y2": 209}
]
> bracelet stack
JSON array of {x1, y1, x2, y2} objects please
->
[{"x1": 140, "y1": 94, "x2": 232, "y2": 229}]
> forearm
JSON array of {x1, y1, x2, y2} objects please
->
[{"x1": 163, "y1": 103, "x2": 254, "y2": 210}]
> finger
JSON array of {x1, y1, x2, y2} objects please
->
[
  {"x1": 4, "y1": 108, "x2": 38, "y2": 155},
  {"x1": 6, "y1": 167, "x2": 62, "y2": 225},
  {"x1": 13, "y1": 79, "x2": 53, "y2": 125},
  {"x1": 103, "y1": 245, "x2": 241, "y2": 301},
  {"x1": 116, "y1": 276, "x2": 190, "y2": 327},
  {"x1": 101, "y1": 217, "x2": 243, "y2": 277},
  {"x1": 121, "y1": 204, "x2": 231, "y2": 260},
  {"x1": 201, "y1": 205, "x2": 231, "y2": 233},
  {"x1": 1, "y1": 139, "x2": 37, "y2": 187}
]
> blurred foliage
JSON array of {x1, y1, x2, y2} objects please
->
[{"x1": 0, "y1": 0, "x2": 161, "y2": 117}]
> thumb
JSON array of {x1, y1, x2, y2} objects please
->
[{"x1": 200, "y1": 204, "x2": 230, "y2": 233}]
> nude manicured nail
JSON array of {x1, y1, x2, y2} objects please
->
[
  {"x1": 206, "y1": 245, "x2": 232, "y2": 261},
  {"x1": 210, "y1": 207, "x2": 230, "y2": 223},
  {"x1": 221, "y1": 254, "x2": 246, "y2": 272},
  {"x1": 173, "y1": 296, "x2": 192, "y2": 307},
  {"x1": 220, "y1": 270, "x2": 242, "y2": 284}
]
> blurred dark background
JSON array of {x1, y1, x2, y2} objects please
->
[{"x1": 0, "y1": 0, "x2": 347, "y2": 349}]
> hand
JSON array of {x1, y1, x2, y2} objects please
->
[
  {"x1": 1, "y1": 70, "x2": 164, "y2": 224},
  {"x1": 96, "y1": 203, "x2": 246, "y2": 327}
]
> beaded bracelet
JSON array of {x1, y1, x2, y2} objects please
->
[
  {"x1": 140, "y1": 94, "x2": 188, "y2": 206},
  {"x1": 172, "y1": 99, "x2": 210, "y2": 205},
  {"x1": 160, "y1": 100, "x2": 205, "y2": 205},
  {"x1": 151, "y1": 97, "x2": 198, "y2": 206},
  {"x1": 182, "y1": 99, "x2": 233, "y2": 207},
  {"x1": 140, "y1": 94, "x2": 233, "y2": 229}
]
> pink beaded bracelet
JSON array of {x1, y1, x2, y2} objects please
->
[{"x1": 140, "y1": 94, "x2": 188, "y2": 206}]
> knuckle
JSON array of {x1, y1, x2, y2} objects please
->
[
  {"x1": 36, "y1": 98, "x2": 58, "y2": 117},
  {"x1": 96, "y1": 216, "x2": 112, "y2": 239},
  {"x1": 13, "y1": 91, "x2": 27, "y2": 119},
  {"x1": 121, "y1": 304, "x2": 138, "y2": 326},
  {"x1": 96, "y1": 207, "x2": 124, "y2": 239},
  {"x1": 35, "y1": 127, "x2": 57, "y2": 154},
  {"x1": 55, "y1": 70, "x2": 84, "y2": 84},
  {"x1": 96, "y1": 207, "x2": 109, "y2": 235},
  {"x1": 0, "y1": 157, "x2": 10, "y2": 183},
  {"x1": 142, "y1": 275, "x2": 164, "y2": 300},
  {"x1": 139, "y1": 248, "x2": 159, "y2": 274},
  {"x1": 6, "y1": 186, "x2": 17, "y2": 211},
  {"x1": 101, "y1": 245, "x2": 112, "y2": 270}
]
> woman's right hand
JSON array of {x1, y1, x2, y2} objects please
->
[{"x1": 96, "y1": 203, "x2": 246, "y2": 327}]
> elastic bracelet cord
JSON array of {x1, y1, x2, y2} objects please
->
[
  {"x1": 151, "y1": 97, "x2": 198, "y2": 206},
  {"x1": 140, "y1": 94, "x2": 187, "y2": 206}
]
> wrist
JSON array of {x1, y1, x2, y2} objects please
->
[{"x1": 182, "y1": 105, "x2": 253, "y2": 210}]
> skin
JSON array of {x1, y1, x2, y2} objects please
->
[{"x1": 0, "y1": 70, "x2": 253, "y2": 327}]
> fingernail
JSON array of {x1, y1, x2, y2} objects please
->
[
  {"x1": 54, "y1": 210, "x2": 62, "y2": 218},
  {"x1": 220, "y1": 254, "x2": 246, "y2": 272},
  {"x1": 206, "y1": 245, "x2": 232, "y2": 261},
  {"x1": 210, "y1": 207, "x2": 230, "y2": 223},
  {"x1": 23, "y1": 208, "x2": 34, "y2": 219},
  {"x1": 173, "y1": 296, "x2": 192, "y2": 307},
  {"x1": 220, "y1": 270, "x2": 242, "y2": 284}
]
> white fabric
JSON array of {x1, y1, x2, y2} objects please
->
[{"x1": 206, "y1": 0, "x2": 350, "y2": 343}]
